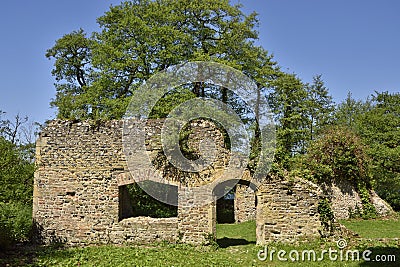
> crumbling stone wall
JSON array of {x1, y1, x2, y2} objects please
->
[{"x1": 34, "y1": 119, "x2": 326, "y2": 246}]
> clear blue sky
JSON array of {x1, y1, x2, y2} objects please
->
[{"x1": 0, "y1": 0, "x2": 399, "y2": 124}]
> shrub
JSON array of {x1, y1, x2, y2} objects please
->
[
  {"x1": 0, "y1": 201, "x2": 32, "y2": 249},
  {"x1": 305, "y1": 125, "x2": 372, "y2": 187}
]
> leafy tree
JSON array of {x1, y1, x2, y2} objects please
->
[
  {"x1": 46, "y1": 0, "x2": 267, "y2": 120},
  {"x1": 0, "y1": 136, "x2": 34, "y2": 248},
  {"x1": 333, "y1": 92, "x2": 367, "y2": 129},
  {"x1": 0, "y1": 112, "x2": 36, "y2": 248},
  {"x1": 0, "y1": 137, "x2": 34, "y2": 204},
  {"x1": 356, "y1": 92, "x2": 400, "y2": 210},
  {"x1": 332, "y1": 91, "x2": 400, "y2": 210},
  {"x1": 268, "y1": 73, "x2": 309, "y2": 168},
  {"x1": 305, "y1": 74, "x2": 334, "y2": 142},
  {"x1": 45, "y1": 29, "x2": 93, "y2": 119}
]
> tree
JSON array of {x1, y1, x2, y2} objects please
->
[
  {"x1": 46, "y1": 0, "x2": 266, "y2": 120},
  {"x1": 333, "y1": 91, "x2": 367, "y2": 129},
  {"x1": 356, "y1": 92, "x2": 400, "y2": 210},
  {"x1": 0, "y1": 113, "x2": 28, "y2": 145},
  {"x1": 0, "y1": 136, "x2": 34, "y2": 248},
  {"x1": 305, "y1": 74, "x2": 334, "y2": 142},
  {"x1": 0, "y1": 111, "x2": 36, "y2": 248},
  {"x1": 0, "y1": 137, "x2": 34, "y2": 204},
  {"x1": 268, "y1": 73, "x2": 309, "y2": 168},
  {"x1": 45, "y1": 29, "x2": 93, "y2": 119},
  {"x1": 332, "y1": 91, "x2": 400, "y2": 211}
]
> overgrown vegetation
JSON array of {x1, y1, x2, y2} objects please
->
[
  {"x1": 317, "y1": 198, "x2": 335, "y2": 237},
  {"x1": 0, "y1": 113, "x2": 36, "y2": 249},
  {"x1": 304, "y1": 126, "x2": 371, "y2": 186},
  {"x1": 125, "y1": 182, "x2": 178, "y2": 218}
]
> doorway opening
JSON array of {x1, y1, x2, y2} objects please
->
[{"x1": 213, "y1": 179, "x2": 257, "y2": 247}]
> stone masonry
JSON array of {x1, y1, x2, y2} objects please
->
[
  {"x1": 234, "y1": 184, "x2": 256, "y2": 223},
  {"x1": 35, "y1": 118, "x2": 383, "y2": 246}
]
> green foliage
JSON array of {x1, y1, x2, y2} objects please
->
[
  {"x1": 304, "y1": 125, "x2": 372, "y2": 187},
  {"x1": 0, "y1": 201, "x2": 32, "y2": 249},
  {"x1": 0, "y1": 137, "x2": 34, "y2": 248},
  {"x1": 304, "y1": 126, "x2": 379, "y2": 220},
  {"x1": 333, "y1": 92, "x2": 367, "y2": 129},
  {"x1": 149, "y1": 88, "x2": 196, "y2": 119},
  {"x1": 347, "y1": 186, "x2": 377, "y2": 219},
  {"x1": 357, "y1": 185, "x2": 377, "y2": 219},
  {"x1": 0, "y1": 114, "x2": 35, "y2": 248},
  {"x1": 348, "y1": 205, "x2": 363, "y2": 219},
  {"x1": 357, "y1": 92, "x2": 400, "y2": 211},
  {"x1": 334, "y1": 92, "x2": 400, "y2": 211},
  {"x1": 45, "y1": 29, "x2": 94, "y2": 119},
  {"x1": 267, "y1": 74, "x2": 334, "y2": 170},
  {"x1": 46, "y1": 0, "x2": 272, "y2": 121},
  {"x1": 0, "y1": 137, "x2": 34, "y2": 204},
  {"x1": 202, "y1": 232, "x2": 218, "y2": 249},
  {"x1": 317, "y1": 198, "x2": 335, "y2": 237},
  {"x1": 305, "y1": 74, "x2": 334, "y2": 142},
  {"x1": 268, "y1": 73, "x2": 309, "y2": 167},
  {"x1": 126, "y1": 183, "x2": 177, "y2": 218}
]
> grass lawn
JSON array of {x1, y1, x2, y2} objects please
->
[
  {"x1": 1, "y1": 219, "x2": 399, "y2": 266},
  {"x1": 216, "y1": 220, "x2": 256, "y2": 247},
  {"x1": 340, "y1": 216, "x2": 400, "y2": 238}
]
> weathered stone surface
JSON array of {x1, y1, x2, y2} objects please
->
[
  {"x1": 34, "y1": 119, "x2": 386, "y2": 246},
  {"x1": 256, "y1": 178, "x2": 322, "y2": 244},
  {"x1": 322, "y1": 179, "x2": 394, "y2": 219},
  {"x1": 234, "y1": 184, "x2": 256, "y2": 223},
  {"x1": 369, "y1": 190, "x2": 394, "y2": 216},
  {"x1": 33, "y1": 119, "x2": 234, "y2": 245}
]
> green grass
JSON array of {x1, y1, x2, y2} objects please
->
[
  {"x1": 340, "y1": 216, "x2": 400, "y2": 238},
  {"x1": 216, "y1": 220, "x2": 256, "y2": 247},
  {"x1": 1, "y1": 219, "x2": 399, "y2": 266}
]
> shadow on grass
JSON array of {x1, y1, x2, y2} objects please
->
[
  {"x1": 217, "y1": 237, "x2": 256, "y2": 248},
  {"x1": 358, "y1": 246, "x2": 399, "y2": 267},
  {"x1": 0, "y1": 243, "x2": 72, "y2": 267}
]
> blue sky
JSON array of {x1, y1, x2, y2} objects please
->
[{"x1": 0, "y1": 0, "x2": 399, "y2": 124}]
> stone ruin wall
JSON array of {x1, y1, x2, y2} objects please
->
[
  {"x1": 33, "y1": 119, "x2": 234, "y2": 245},
  {"x1": 33, "y1": 119, "x2": 338, "y2": 246},
  {"x1": 323, "y1": 179, "x2": 394, "y2": 219},
  {"x1": 256, "y1": 178, "x2": 322, "y2": 242},
  {"x1": 34, "y1": 119, "x2": 172, "y2": 245},
  {"x1": 234, "y1": 184, "x2": 256, "y2": 223}
]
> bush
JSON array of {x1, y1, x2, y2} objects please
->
[
  {"x1": 303, "y1": 126, "x2": 379, "y2": 220},
  {"x1": 305, "y1": 125, "x2": 372, "y2": 187},
  {"x1": 0, "y1": 201, "x2": 32, "y2": 249}
]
